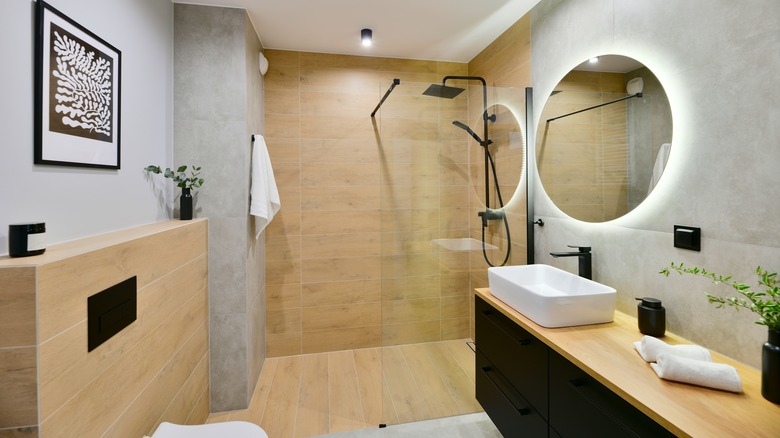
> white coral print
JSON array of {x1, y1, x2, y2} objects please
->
[{"x1": 51, "y1": 30, "x2": 112, "y2": 137}]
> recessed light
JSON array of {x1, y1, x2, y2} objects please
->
[{"x1": 589, "y1": 56, "x2": 599, "y2": 63}]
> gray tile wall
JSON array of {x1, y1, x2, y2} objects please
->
[
  {"x1": 244, "y1": 10, "x2": 267, "y2": 405},
  {"x1": 174, "y1": 4, "x2": 265, "y2": 412},
  {"x1": 531, "y1": 0, "x2": 780, "y2": 367}
]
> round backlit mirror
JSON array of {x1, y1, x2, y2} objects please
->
[{"x1": 536, "y1": 55, "x2": 672, "y2": 222}]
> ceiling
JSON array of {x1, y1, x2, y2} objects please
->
[{"x1": 173, "y1": 0, "x2": 540, "y2": 63}]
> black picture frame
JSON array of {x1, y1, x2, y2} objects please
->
[{"x1": 34, "y1": 1, "x2": 122, "y2": 169}]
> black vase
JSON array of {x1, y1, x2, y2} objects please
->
[
  {"x1": 762, "y1": 329, "x2": 780, "y2": 404},
  {"x1": 180, "y1": 187, "x2": 193, "y2": 220}
]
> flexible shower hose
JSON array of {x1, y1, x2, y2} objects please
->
[{"x1": 482, "y1": 149, "x2": 511, "y2": 267}]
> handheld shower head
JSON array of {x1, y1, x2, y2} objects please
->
[{"x1": 452, "y1": 121, "x2": 491, "y2": 146}]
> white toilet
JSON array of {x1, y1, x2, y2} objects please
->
[{"x1": 150, "y1": 421, "x2": 268, "y2": 438}]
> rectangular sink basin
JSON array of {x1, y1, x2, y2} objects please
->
[{"x1": 487, "y1": 264, "x2": 616, "y2": 328}]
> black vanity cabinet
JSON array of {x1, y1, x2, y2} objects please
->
[
  {"x1": 475, "y1": 296, "x2": 674, "y2": 438},
  {"x1": 548, "y1": 348, "x2": 675, "y2": 437},
  {"x1": 476, "y1": 297, "x2": 548, "y2": 437}
]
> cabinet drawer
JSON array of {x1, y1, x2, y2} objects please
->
[
  {"x1": 549, "y1": 349, "x2": 674, "y2": 438},
  {"x1": 475, "y1": 296, "x2": 548, "y2": 419},
  {"x1": 476, "y1": 352, "x2": 548, "y2": 438}
]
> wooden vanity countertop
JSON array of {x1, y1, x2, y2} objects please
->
[
  {"x1": 476, "y1": 288, "x2": 780, "y2": 438},
  {"x1": 0, "y1": 218, "x2": 207, "y2": 267}
]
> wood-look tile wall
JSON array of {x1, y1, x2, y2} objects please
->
[
  {"x1": 264, "y1": 50, "x2": 480, "y2": 356},
  {"x1": 0, "y1": 267, "x2": 37, "y2": 434},
  {"x1": 466, "y1": 15, "x2": 533, "y2": 337},
  {"x1": 0, "y1": 220, "x2": 209, "y2": 437},
  {"x1": 537, "y1": 71, "x2": 628, "y2": 222}
]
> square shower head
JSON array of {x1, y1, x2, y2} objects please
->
[{"x1": 422, "y1": 83, "x2": 465, "y2": 99}]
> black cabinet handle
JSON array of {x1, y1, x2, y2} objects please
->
[
  {"x1": 568, "y1": 379, "x2": 640, "y2": 438},
  {"x1": 482, "y1": 367, "x2": 531, "y2": 416},
  {"x1": 480, "y1": 310, "x2": 531, "y2": 345}
]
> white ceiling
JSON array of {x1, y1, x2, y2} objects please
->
[{"x1": 174, "y1": 0, "x2": 540, "y2": 63}]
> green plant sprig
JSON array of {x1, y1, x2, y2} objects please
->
[
  {"x1": 660, "y1": 262, "x2": 780, "y2": 330},
  {"x1": 144, "y1": 165, "x2": 204, "y2": 190}
]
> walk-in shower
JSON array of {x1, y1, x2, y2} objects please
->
[
  {"x1": 423, "y1": 76, "x2": 511, "y2": 267},
  {"x1": 362, "y1": 76, "x2": 527, "y2": 431}
]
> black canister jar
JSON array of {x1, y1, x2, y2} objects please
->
[
  {"x1": 9, "y1": 223, "x2": 46, "y2": 257},
  {"x1": 636, "y1": 297, "x2": 666, "y2": 337}
]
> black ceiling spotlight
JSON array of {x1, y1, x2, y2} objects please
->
[{"x1": 361, "y1": 28, "x2": 372, "y2": 47}]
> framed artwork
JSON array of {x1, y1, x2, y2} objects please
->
[{"x1": 35, "y1": 1, "x2": 122, "y2": 169}]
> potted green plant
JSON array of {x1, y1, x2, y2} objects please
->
[
  {"x1": 144, "y1": 165, "x2": 204, "y2": 220},
  {"x1": 660, "y1": 262, "x2": 780, "y2": 403}
]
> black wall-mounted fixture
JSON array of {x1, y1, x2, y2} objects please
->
[
  {"x1": 674, "y1": 225, "x2": 701, "y2": 251},
  {"x1": 88, "y1": 276, "x2": 137, "y2": 351},
  {"x1": 370, "y1": 78, "x2": 400, "y2": 118},
  {"x1": 423, "y1": 76, "x2": 511, "y2": 267}
]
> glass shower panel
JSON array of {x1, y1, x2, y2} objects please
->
[{"x1": 375, "y1": 80, "x2": 526, "y2": 427}]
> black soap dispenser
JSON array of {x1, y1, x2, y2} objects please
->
[{"x1": 636, "y1": 297, "x2": 665, "y2": 337}]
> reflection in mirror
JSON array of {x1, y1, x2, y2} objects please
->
[{"x1": 537, "y1": 55, "x2": 672, "y2": 222}]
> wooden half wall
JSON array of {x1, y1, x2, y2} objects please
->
[{"x1": 0, "y1": 219, "x2": 209, "y2": 437}]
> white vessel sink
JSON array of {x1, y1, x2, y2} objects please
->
[{"x1": 487, "y1": 264, "x2": 616, "y2": 328}]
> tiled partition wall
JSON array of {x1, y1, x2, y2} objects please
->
[
  {"x1": 263, "y1": 50, "x2": 479, "y2": 356},
  {"x1": 173, "y1": 4, "x2": 266, "y2": 412},
  {"x1": 536, "y1": 71, "x2": 629, "y2": 222},
  {"x1": 0, "y1": 220, "x2": 209, "y2": 437}
]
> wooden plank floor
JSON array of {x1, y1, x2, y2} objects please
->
[{"x1": 206, "y1": 339, "x2": 482, "y2": 437}]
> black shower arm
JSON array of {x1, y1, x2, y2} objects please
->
[
  {"x1": 441, "y1": 76, "x2": 489, "y2": 122},
  {"x1": 370, "y1": 78, "x2": 401, "y2": 117},
  {"x1": 546, "y1": 92, "x2": 643, "y2": 123}
]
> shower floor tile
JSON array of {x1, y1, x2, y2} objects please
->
[{"x1": 206, "y1": 339, "x2": 482, "y2": 437}]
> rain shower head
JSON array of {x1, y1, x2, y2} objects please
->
[{"x1": 422, "y1": 83, "x2": 465, "y2": 99}]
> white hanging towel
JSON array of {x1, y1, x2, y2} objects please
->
[
  {"x1": 250, "y1": 134, "x2": 280, "y2": 239},
  {"x1": 647, "y1": 142, "x2": 671, "y2": 194}
]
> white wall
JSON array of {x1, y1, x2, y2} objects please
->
[
  {"x1": 0, "y1": 0, "x2": 173, "y2": 255},
  {"x1": 531, "y1": 0, "x2": 780, "y2": 366}
]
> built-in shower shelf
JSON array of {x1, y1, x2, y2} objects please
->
[{"x1": 432, "y1": 238, "x2": 498, "y2": 252}]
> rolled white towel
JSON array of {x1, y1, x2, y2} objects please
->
[
  {"x1": 633, "y1": 335, "x2": 712, "y2": 363},
  {"x1": 650, "y1": 352, "x2": 742, "y2": 393}
]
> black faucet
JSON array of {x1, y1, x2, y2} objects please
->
[{"x1": 550, "y1": 245, "x2": 592, "y2": 280}]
